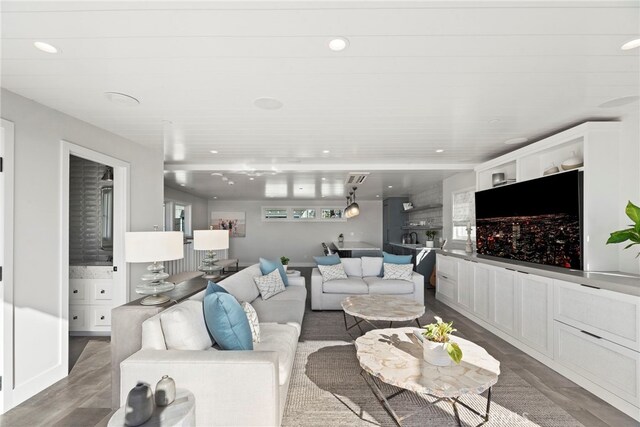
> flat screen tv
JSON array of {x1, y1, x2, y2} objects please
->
[{"x1": 475, "y1": 170, "x2": 583, "y2": 270}]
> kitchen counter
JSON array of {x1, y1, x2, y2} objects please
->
[
  {"x1": 389, "y1": 242, "x2": 437, "y2": 251},
  {"x1": 438, "y1": 249, "x2": 640, "y2": 297}
]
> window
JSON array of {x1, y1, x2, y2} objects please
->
[
  {"x1": 262, "y1": 206, "x2": 346, "y2": 222},
  {"x1": 164, "y1": 200, "x2": 192, "y2": 236},
  {"x1": 452, "y1": 187, "x2": 476, "y2": 240},
  {"x1": 174, "y1": 204, "x2": 186, "y2": 232}
]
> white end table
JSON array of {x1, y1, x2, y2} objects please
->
[
  {"x1": 285, "y1": 269, "x2": 301, "y2": 277},
  {"x1": 108, "y1": 388, "x2": 195, "y2": 427}
]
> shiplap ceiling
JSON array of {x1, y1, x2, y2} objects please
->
[{"x1": 2, "y1": 1, "x2": 639, "y2": 200}]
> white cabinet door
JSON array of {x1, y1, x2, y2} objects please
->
[
  {"x1": 457, "y1": 260, "x2": 473, "y2": 310},
  {"x1": 491, "y1": 267, "x2": 517, "y2": 336},
  {"x1": 516, "y1": 273, "x2": 553, "y2": 356},
  {"x1": 473, "y1": 263, "x2": 492, "y2": 322}
]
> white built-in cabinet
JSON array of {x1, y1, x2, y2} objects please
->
[
  {"x1": 69, "y1": 267, "x2": 114, "y2": 333},
  {"x1": 436, "y1": 253, "x2": 640, "y2": 421},
  {"x1": 474, "y1": 122, "x2": 621, "y2": 272}
]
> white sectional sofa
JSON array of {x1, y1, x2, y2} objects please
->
[
  {"x1": 119, "y1": 264, "x2": 306, "y2": 427},
  {"x1": 311, "y1": 257, "x2": 424, "y2": 310}
]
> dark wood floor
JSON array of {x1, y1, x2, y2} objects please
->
[{"x1": 0, "y1": 267, "x2": 637, "y2": 426}]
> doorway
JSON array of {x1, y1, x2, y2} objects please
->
[{"x1": 61, "y1": 142, "x2": 129, "y2": 373}]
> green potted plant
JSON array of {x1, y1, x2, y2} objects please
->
[
  {"x1": 338, "y1": 233, "x2": 344, "y2": 244},
  {"x1": 606, "y1": 201, "x2": 640, "y2": 258},
  {"x1": 421, "y1": 316, "x2": 463, "y2": 366},
  {"x1": 280, "y1": 256, "x2": 290, "y2": 271},
  {"x1": 424, "y1": 230, "x2": 437, "y2": 248}
]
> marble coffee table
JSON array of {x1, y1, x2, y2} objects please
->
[
  {"x1": 341, "y1": 295, "x2": 425, "y2": 338},
  {"x1": 355, "y1": 327, "x2": 500, "y2": 426}
]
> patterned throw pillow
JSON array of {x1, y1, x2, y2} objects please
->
[
  {"x1": 383, "y1": 262, "x2": 413, "y2": 281},
  {"x1": 241, "y1": 302, "x2": 261, "y2": 343},
  {"x1": 253, "y1": 269, "x2": 286, "y2": 300},
  {"x1": 317, "y1": 263, "x2": 348, "y2": 282}
]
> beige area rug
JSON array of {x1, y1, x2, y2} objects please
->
[{"x1": 282, "y1": 339, "x2": 584, "y2": 427}]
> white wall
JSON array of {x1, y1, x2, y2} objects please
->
[
  {"x1": 207, "y1": 200, "x2": 383, "y2": 266},
  {"x1": 1, "y1": 89, "x2": 164, "y2": 406},
  {"x1": 442, "y1": 171, "x2": 476, "y2": 251},
  {"x1": 618, "y1": 111, "x2": 640, "y2": 274},
  {"x1": 164, "y1": 186, "x2": 209, "y2": 231}
]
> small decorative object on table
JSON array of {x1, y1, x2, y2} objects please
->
[
  {"x1": 280, "y1": 256, "x2": 290, "y2": 272},
  {"x1": 155, "y1": 375, "x2": 176, "y2": 407},
  {"x1": 424, "y1": 230, "x2": 436, "y2": 248},
  {"x1": 338, "y1": 233, "x2": 344, "y2": 244},
  {"x1": 124, "y1": 383, "x2": 154, "y2": 426},
  {"x1": 421, "y1": 316, "x2": 463, "y2": 366},
  {"x1": 465, "y1": 221, "x2": 473, "y2": 254}
]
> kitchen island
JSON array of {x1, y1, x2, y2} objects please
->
[
  {"x1": 387, "y1": 243, "x2": 436, "y2": 286},
  {"x1": 331, "y1": 241, "x2": 382, "y2": 258}
]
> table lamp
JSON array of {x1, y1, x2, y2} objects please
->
[
  {"x1": 194, "y1": 229, "x2": 229, "y2": 279},
  {"x1": 125, "y1": 230, "x2": 184, "y2": 305}
]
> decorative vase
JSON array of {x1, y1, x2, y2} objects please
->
[
  {"x1": 283, "y1": 264, "x2": 288, "y2": 272},
  {"x1": 426, "y1": 241, "x2": 434, "y2": 248},
  {"x1": 125, "y1": 383, "x2": 154, "y2": 426},
  {"x1": 338, "y1": 236, "x2": 344, "y2": 244},
  {"x1": 423, "y1": 340, "x2": 452, "y2": 366},
  {"x1": 155, "y1": 375, "x2": 176, "y2": 407}
]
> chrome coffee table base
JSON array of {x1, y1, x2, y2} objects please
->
[
  {"x1": 342, "y1": 311, "x2": 420, "y2": 339},
  {"x1": 360, "y1": 370, "x2": 492, "y2": 427}
]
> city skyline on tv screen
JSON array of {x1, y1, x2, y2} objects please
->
[{"x1": 475, "y1": 171, "x2": 583, "y2": 270}]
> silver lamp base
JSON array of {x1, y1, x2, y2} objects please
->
[{"x1": 140, "y1": 294, "x2": 171, "y2": 306}]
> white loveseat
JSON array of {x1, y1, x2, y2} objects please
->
[
  {"x1": 119, "y1": 264, "x2": 306, "y2": 426},
  {"x1": 311, "y1": 257, "x2": 424, "y2": 310}
]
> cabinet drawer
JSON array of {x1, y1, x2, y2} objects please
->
[
  {"x1": 94, "y1": 282, "x2": 112, "y2": 301},
  {"x1": 437, "y1": 255, "x2": 457, "y2": 282},
  {"x1": 437, "y1": 276, "x2": 456, "y2": 303},
  {"x1": 555, "y1": 321, "x2": 640, "y2": 406},
  {"x1": 554, "y1": 279, "x2": 640, "y2": 351},
  {"x1": 93, "y1": 308, "x2": 111, "y2": 327},
  {"x1": 69, "y1": 307, "x2": 86, "y2": 330},
  {"x1": 69, "y1": 280, "x2": 85, "y2": 302}
]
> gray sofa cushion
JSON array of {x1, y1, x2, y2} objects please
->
[
  {"x1": 220, "y1": 264, "x2": 262, "y2": 302},
  {"x1": 364, "y1": 276, "x2": 414, "y2": 294},
  {"x1": 261, "y1": 285, "x2": 306, "y2": 303},
  {"x1": 251, "y1": 297, "x2": 305, "y2": 328},
  {"x1": 253, "y1": 323, "x2": 298, "y2": 386},
  {"x1": 323, "y1": 277, "x2": 368, "y2": 294},
  {"x1": 341, "y1": 258, "x2": 363, "y2": 277}
]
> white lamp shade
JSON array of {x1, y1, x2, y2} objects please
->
[
  {"x1": 125, "y1": 231, "x2": 184, "y2": 262},
  {"x1": 193, "y1": 229, "x2": 229, "y2": 250}
]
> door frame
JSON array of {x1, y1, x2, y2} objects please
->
[
  {"x1": 60, "y1": 141, "x2": 130, "y2": 365},
  {"x1": 0, "y1": 119, "x2": 15, "y2": 414}
]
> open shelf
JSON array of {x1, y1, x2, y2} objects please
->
[{"x1": 403, "y1": 203, "x2": 443, "y2": 213}]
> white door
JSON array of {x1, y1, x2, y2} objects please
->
[{"x1": 0, "y1": 119, "x2": 15, "y2": 413}]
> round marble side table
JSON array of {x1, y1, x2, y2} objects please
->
[
  {"x1": 108, "y1": 388, "x2": 195, "y2": 427},
  {"x1": 341, "y1": 294, "x2": 425, "y2": 338},
  {"x1": 355, "y1": 327, "x2": 500, "y2": 426}
]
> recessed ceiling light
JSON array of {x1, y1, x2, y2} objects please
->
[
  {"x1": 388, "y1": 185, "x2": 393, "y2": 189},
  {"x1": 621, "y1": 38, "x2": 640, "y2": 50},
  {"x1": 211, "y1": 172, "x2": 223, "y2": 176},
  {"x1": 34, "y1": 41, "x2": 58, "y2": 54},
  {"x1": 598, "y1": 95, "x2": 640, "y2": 108},
  {"x1": 435, "y1": 149, "x2": 444, "y2": 153},
  {"x1": 322, "y1": 150, "x2": 330, "y2": 154},
  {"x1": 253, "y1": 97, "x2": 283, "y2": 110},
  {"x1": 376, "y1": 195, "x2": 380, "y2": 198},
  {"x1": 488, "y1": 118, "x2": 501, "y2": 124},
  {"x1": 213, "y1": 196, "x2": 218, "y2": 199},
  {"x1": 222, "y1": 176, "x2": 228, "y2": 181},
  {"x1": 328, "y1": 37, "x2": 349, "y2": 52},
  {"x1": 504, "y1": 137, "x2": 529, "y2": 145},
  {"x1": 249, "y1": 177, "x2": 255, "y2": 181},
  {"x1": 228, "y1": 181, "x2": 234, "y2": 185},
  {"x1": 104, "y1": 92, "x2": 140, "y2": 106},
  {"x1": 322, "y1": 177, "x2": 326, "y2": 181},
  {"x1": 210, "y1": 150, "x2": 218, "y2": 154},
  {"x1": 180, "y1": 184, "x2": 186, "y2": 187}
]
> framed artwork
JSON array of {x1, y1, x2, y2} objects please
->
[{"x1": 211, "y1": 211, "x2": 246, "y2": 237}]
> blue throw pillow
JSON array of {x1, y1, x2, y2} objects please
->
[
  {"x1": 205, "y1": 281, "x2": 228, "y2": 295},
  {"x1": 203, "y1": 291, "x2": 253, "y2": 350},
  {"x1": 259, "y1": 257, "x2": 289, "y2": 286},
  {"x1": 383, "y1": 251, "x2": 412, "y2": 264},
  {"x1": 313, "y1": 254, "x2": 341, "y2": 266}
]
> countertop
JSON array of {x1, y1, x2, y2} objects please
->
[
  {"x1": 332, "y1": 241, "x2": 381, "y2": 250},
  {"x1": 437, "y1": 249, "x2": 640, "y2": 297},
  {"x1": 389, "y1": 242, "x2": 438, "y2": 251}
]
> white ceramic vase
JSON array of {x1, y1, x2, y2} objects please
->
[
  {"x1": 155, "y1": 375, "x2": 176, "y2": 407},
  {"x1": 283, "y1": 264, "x2": 288, "y2": 272},
  {"x1": 426, "y1": 241, "x2": 434, "y2": 248},
  {"x1": 125, "y1": 383, "x2": 154, "y2": 426},
  {"x1": 423, "y1": 340, "x2": 452, "y2": 366}
]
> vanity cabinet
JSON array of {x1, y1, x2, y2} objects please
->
[
  {"x1": 435, "y1": 253, "x2": 640, "y2": 421},
  {"x1": 69, "y1": 266, "x2": 114, "y2": 334}
]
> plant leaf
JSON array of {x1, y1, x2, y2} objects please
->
[
  {"x1": 626, "y1": 201, "x2": 640, "y2": 224},
  {"x1": 624, "y1": 242, "x2": 639, "y2": 250},
  {"x1": 607, "y1": 229, "x2": 635, "y2": 244},
  {"x1": 445, "y1": 342, "x2": 463, "y2": 364}
]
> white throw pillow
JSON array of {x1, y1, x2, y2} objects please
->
[
  {"x1": 361, "y1": 256, "x2": 383, "y2": 277},
  {"x1": 160, "y1": 300, "x2": 213, "y2": 350},
  {"x1": 318, "y1": 263, "x2": 348, "y2": 282},
  {"x1": 382, "y1": 263, "x2": 413, "y2": 281},
  {"x1": 340, "y1": 258, "x2": 363, "y2": 277},
  {"x1": 241, "y1": 301, "x2": 261, "y2": 343},
  {"x1": 253, "y1": 269, "x2": 286, "y2": 300}
]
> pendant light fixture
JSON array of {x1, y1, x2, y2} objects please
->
[
  {"x1": 348, "y1": 187, "x2": 360, "y2": 218},
  {"x1": 345, "y1": 194, "x2": 353, "y2": 218}
]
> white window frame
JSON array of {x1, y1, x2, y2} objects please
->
[
  {"x1": 261, "y1": 206, "x2": 347, "y2": 222},
  {"x1": 164, "y1": 200, "x2": 193, "y2": 237},
  {"x1": 451, "y1": 186, "x2": 476, "y2": 241}
]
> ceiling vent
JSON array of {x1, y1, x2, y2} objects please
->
[{"x1": 345, "y1": 172, "x2": 370, "y2": 185}]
